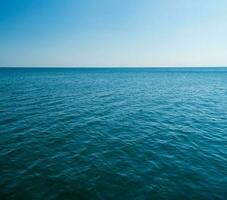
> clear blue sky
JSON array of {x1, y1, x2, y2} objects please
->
[{"x1": 0, "y1": 0, "x2": 227, "y2": 67}]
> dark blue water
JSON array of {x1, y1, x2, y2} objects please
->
[{"x1": 1, "y1": 67, "x2": 227, "y2": 200}]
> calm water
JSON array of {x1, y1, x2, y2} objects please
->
[{"x1": 1, "y1": 67, "x2": 227, "y2": 200}]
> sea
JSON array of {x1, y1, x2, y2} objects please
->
[{"x1": 1, "y1": 67, "x2": 227, "y2": 200}]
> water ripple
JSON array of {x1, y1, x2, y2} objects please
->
[{"x1": 1, "y1": 68, "x2": 227, "y2": 199}]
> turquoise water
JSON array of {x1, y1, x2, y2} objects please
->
[{"x1": 1, "y1": 67, "x2": 227, "y2": 200}]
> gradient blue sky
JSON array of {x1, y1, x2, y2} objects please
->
[{"x1": 0, "y1": 0, "x2": 227, "y2": 67}]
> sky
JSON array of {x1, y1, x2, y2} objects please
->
[{"x1": 0, "y1": 0, "x2": 227, "y2": 67}]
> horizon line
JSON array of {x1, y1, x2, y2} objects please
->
[{"x1": 1, "y1": 65, "x2": 227, "y2": 68}]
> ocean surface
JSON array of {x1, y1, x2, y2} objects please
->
[{"x1": 1, "y1": 67, "x2": 227, "y2": 200}]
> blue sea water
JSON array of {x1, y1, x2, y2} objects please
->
[{"x1": 1, "y1": 67, "x2": 227, "y2": 200}]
